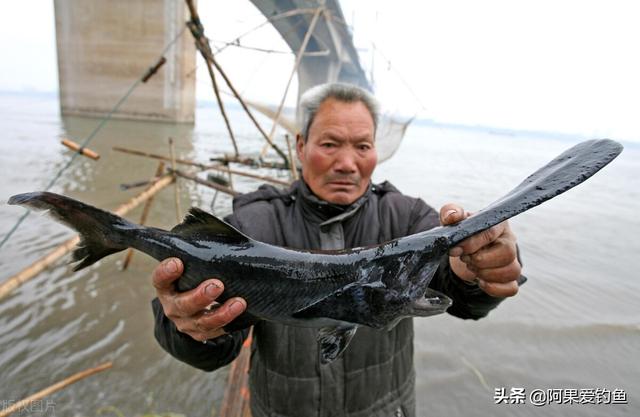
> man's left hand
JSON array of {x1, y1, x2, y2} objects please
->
[{"x1": 440, "y1": 204, "x2": 522, "y2": 297}]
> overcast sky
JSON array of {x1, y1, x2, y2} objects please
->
[{"x1": 1, "y1": 0, "x2": 638, "y2": 141}]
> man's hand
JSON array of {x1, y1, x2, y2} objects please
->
[
  {"x1": 440, "y1": 204, "x2": 522, "y2": 297},
  {"x1": 152, "y1": 258, "x2": 247, "y2": 342}
]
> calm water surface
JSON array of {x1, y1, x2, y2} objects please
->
[{"x1": 0, "y1": 92, "x2": 638, "y2": 416}]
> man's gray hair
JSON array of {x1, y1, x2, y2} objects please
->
[{"x1": 298, "y1": 83, "x2": 379, "y2": 141}]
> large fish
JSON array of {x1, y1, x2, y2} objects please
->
[{"x1": 8, "y1": 139, "x2": 622, "y2": 363}]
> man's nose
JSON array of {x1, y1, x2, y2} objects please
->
[{"x1": 333, "y1": 148, "x2": 357, "y2": 173}]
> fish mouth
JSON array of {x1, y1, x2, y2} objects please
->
[{"x1": 410, "y1": 288, "x2": 453, "y2": 317}]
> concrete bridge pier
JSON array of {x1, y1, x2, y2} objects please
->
[{"x1": 54, "y1": 0, "x2": 196, "y2": 122}]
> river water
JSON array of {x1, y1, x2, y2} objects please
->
[{"x1": 0, "y1": 91, "x2": 637, "y2": 416}]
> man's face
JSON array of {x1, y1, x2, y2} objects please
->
[{"x1": 297, "y1": 98, "x2": 378, "y2": 205}]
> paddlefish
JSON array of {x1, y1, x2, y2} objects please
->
[{"x1": 8, "y1": 139, "x2": 623, "y2": 363}]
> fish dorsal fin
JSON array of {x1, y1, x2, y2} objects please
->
[
  {"x1": 171, "y1": 208, "x2": 250, "y2": 244},
  {"x1": 317, "y1": 324, "x2": 359, "y2": 365}
]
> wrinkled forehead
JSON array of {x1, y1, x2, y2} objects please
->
[{"x1": 308, "y1": 98, "x2": 376, "y2": 136}]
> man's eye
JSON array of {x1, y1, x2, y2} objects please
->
[
  {"x1": 357, "y1": 144, "x2": 371, "y2": 151},
  {"x1": 321, "y1": 143, "x2": 335, "y2": 148}
]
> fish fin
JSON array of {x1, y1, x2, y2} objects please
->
[
  {"x1": 317, "y1": 324, "x2": 358, "y2": 364},
  {"x1": 171, "y1": 208, "x2": 250, "y2": 244},
  {"x1": 71, "y1": 244, "x2": 123, "y2": 272},
  {"x1": 292, "y1": 282, "x2": 387, "y2": 328},
  {"x1": 8, "y1": 192, "x2": 131, "y2": 270},
  {"x1": 408, "y1": 288, "x2": 452, "y2": 317}
]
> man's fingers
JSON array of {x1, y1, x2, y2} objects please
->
[
  {"x1": 449, "y1": 222, "x2": 507, "y2": 256},
  {"x1": 439, "y1": 203, "x2": 466, "y2": 226},
  {"x1": 460, "y1": 238, "x2": 517, "y2": 269},
  {"x1": 195, "y1": 297, "x2": 247, "y2": 333},
  {"x1": 168, "y1": 279, "x2": 225, "y2": 318},
  {"x1": 478, "y1": 279, "x2": 519, "y2": 297},
  {"x1": 172, "y1": 295, "x2": 246, "y2": 342},
  {"x1": 472, "y1": 260, "x2": 522, "y2": 284},
  {"x1": 151, "y1": 258, "x2": 183, "y2": 295}
]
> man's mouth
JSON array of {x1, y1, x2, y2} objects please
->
[
  {"x1": 325, "y1": 176, "x2": 360, "y2": 187},
  {"x1": 326, "y1": 181, "x2": 359, "y2": 190}
]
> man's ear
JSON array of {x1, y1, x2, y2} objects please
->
[{"x1": 296, "y1": 133, "x2": 305, "y2": 161}]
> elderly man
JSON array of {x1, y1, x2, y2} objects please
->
[{"x1": 151, "y1": 83, "x2": 523, "y2": 417}]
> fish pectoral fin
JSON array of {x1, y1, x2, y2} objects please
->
[
  {"x1": 171, "y1": 207, "x2": 251, "y2": 244},
  {"x1": 291, "y1": 282, "x2": 384, "y2": 322},
  {"x1": 317, "y1": 324, "x2": 358, "y2": 365},
  {"x1": 408, "y1": 288, "x2": 452, "y2": 317}
]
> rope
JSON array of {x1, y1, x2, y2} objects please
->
[
  {"x1": 0, "y1": 27, "x2": 187, "y2": 250},
  {"x1": 210, "y1": 39, "x2": 292, "y2": 55},
  {"x1": 212, "y1": 8, "x2": 317, "y2": 55}
]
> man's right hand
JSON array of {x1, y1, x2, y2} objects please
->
[{"x1": 152, "y1": 258, "x2": 247, "y2": 342}]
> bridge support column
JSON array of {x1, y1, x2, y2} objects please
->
[{"x1": 54, "y1": 0, "x2": 196, "y2": 122}]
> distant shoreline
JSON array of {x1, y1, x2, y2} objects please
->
[{"x1": 1, "y1": 89, "x2": 637, "y2": 147}]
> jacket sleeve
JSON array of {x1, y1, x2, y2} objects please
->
[
  {"x1": 152, "y1": 297, "x2": 249, "y2": 371},
  {"x1": 406, "y1": 198, "x2": 526, "y2": 320},
  {"x1": 150, "y1": 212, "x2": 251, "y2": 372}
]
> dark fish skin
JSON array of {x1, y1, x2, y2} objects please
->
[{"x1": 7, "y1": 139, "x2": 623, "y2": 363}]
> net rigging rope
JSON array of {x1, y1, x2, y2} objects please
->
[{"x1": 0, "y1": 27, "x2": 187, "y2": 250}]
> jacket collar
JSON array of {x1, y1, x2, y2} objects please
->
[{"x1": 294, "y1": 180, "x2": 372, "y2": 226}]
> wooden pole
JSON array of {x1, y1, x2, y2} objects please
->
[
  {"x1": 171, "y1": 169, "x2": 240, "y2": 197},
  {"x1": 219, "y1": 331, "x2": 253, "y2": 417},
  {"x1": 261, "y1": 7, "x2": 323, "y2": 159},
  {"x1": 285, "y1": 134, "x2": 299, "y2": 181},
  {"x1": 184, "y1": 0, "x2": 289, "y2": 164},
  {"x1": 122, "y1": 162, "x2": 166, "y2": 270},
  {"x1": 113, "y1": 146, "x2": 207, "y2": 169},
  {"x1": 61, "y1": 138, "x2": 101, "y2": 161},
  {"x1": 205, "y1": 54, "x2": 239, "y2": 156},
  {"x1": 112, "y1": 146, "x2": 291, "y2": 186},
  {"x1": 207, "y1": 54, "x2": 289, "y2": 164},
  {"x1": 0, "y1": 362, "x2": 112, "y2": 417},
  {"x1": 0, "y1": 175, "x2": 174, "y2": 301},
  {"x1": 210, "y1": 155, "x2": 290, "y2": 171},
  {"x1": 168, "y1": 138, "x2": 182, "y2": 223},
  {"x1": 225, "y1": 161, "x2": 235, "y2": 192}
]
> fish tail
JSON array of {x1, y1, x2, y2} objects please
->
[{"x1": 8, "y1": 192, "x2": 135, "y2": 271}]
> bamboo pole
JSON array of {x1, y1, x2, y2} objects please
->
[
  {"x1": 112, "y1": 146, "x2": 291, "y2": 186},
  {"x1": 168, "y1": 138, "x2": 182, "y2": 223},
  {"x1": 122, "y1": 162, "x2": 166, "y2": 270},
  {"x1": 113, "y1": 146, "x2": 207, "y2": 169},
  {"x1": 244, "y1": 98, "x2": 297, "y2": 136},
  {"x1": 261, "y1": 7, "x2": 323, "y2": 159},
  {"x1": 210, "y1": 155, "x2": 290, "y2": 171},
  {"x1": 225, "y1": 161, "x2": 235, "y2": 192},
  {"x1": 204, "y1": 53, "x2": 239, "y2": 156},
  {"x1": 220, "y1": 331, "x2": 253, "y2": 417},
  {"x1": 60, "y1": 138, "x2": 100, "y2": 161},
  {"x1": 285, "y1": 134, "x2": 299, "y2": 181},
  {"x1": 119, "y1": 177, "x2": 161, "y2": 191},
  {"x1": 141, "y1": 56, "x2": 167, "y2": 83},
  {"x1": 206, "y1": 165, "x2": 290, "y2": 187},
  {"x1": 207, "y1": 55, "x2": 289, "y2": 164},
  {"x1": 171, "y1": 169, "x2": 240, "y2": 197},
  {"x1": 0, "y1": 362, "x2": 112, "y2": 417},
  {"x1": 184, "y1": 0, "x2": 289, "y2": 164},
  {"x1": 186, "y1": 0, "x2": 239, "y2": 158},
  {"x1": 0, "y1": 175, "x2": 174, "y2": 301}
]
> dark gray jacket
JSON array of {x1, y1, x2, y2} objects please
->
[{"x1": 153, "y1": 180, "x2": 514, "y2": 417}]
